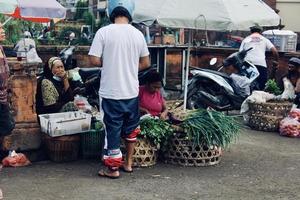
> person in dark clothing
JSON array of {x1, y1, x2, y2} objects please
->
[
  {"x1": 36, "y1": 57, "x2": 77, "y2": 116},
  {"x1": 287, "y1": 58, "x2": 300, "y2": 107}
]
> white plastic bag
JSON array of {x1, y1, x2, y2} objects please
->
[
  {"x1": 74, "y1": 95, "x2": 92, "y2": 112},
  {"x1": 240, "y1": 91, "x2": 276, "y2": 122},
  {"x1": 278, "y1": 77, "x2": 295, "y2": 100},
  {"x1": 240, "y1": 91, "x2": 276, "y2": 114}
]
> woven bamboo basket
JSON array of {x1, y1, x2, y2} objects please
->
[
  {"x1": 42, "y1": 133, "x2": 80, "y2": 162},
  {"x1": 248, "y1": 114, "x2": 283, "y2": 132},
  {"x1": 248, "y1": 101, "x2": 293, "y2": 132},
  {"x1": 248, "y1": 101, "x2": 293, "y2": 116},
  {"x1": 121, "y1": 138, "x2": 157, "y2": 167},
  {"x1": 164, "y1": 134, "x2": 222, "y2": 167},
  {"x1": 166, "y1": 100, "x2": 193, "y2": 121}
]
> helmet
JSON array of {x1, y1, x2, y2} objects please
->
[
  {"x1": 23, "y1": 31, "x2": 32, "y2": 38},
  {"x1": 288, "y1": 57, "x2": 300, "y2": 67},
  {"x1": 107, "y1": 0, "x2": 135, "y2": 23}
]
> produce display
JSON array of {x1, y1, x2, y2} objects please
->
[
  {"x1": 264, "y1": 79, "x2": 282, "y2": 95},
  {"x1": 140, "y1": 117, "x2": 174, "y2": 147},
  {"x1": 181, "y1": 109, "x2": 240, "y2": 148},
  {"x1": 279, "y1": 108, "x2": 300, "y2": 137}
]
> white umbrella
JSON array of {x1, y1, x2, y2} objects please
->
[
  {"x1": 133, "y1": 0, "x2": 280, "y2": 110},
  {"x1": 0, "y1": 0, "x2": 66, "y2": 25},
  {"x1": 134, "y1": 0, "x2": 280, "y2": 31}
]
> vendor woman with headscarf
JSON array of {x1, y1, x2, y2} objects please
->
[{"x1": 36, "y1": 57, "x2": 77, "y2": 115}]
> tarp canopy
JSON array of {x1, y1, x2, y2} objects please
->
[{"x1": 133, "y1": 0, "x2": 280, "y2": 31}]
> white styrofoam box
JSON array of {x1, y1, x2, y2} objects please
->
[
  {"x1": 39, "y1": 111, "x2": 92, "y2": 137},
  {"x1": 263, "y1": 30, "x2": 297, "y2": 52}
]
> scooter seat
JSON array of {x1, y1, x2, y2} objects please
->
[
  {"x1": 199, "y1": 68, "x2": 231, "y2": 81},
  {"x1": 79, "y1": 68, "x2": 101, "y2": 82}
]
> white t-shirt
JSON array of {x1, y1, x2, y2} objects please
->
[
  {"x1": 89, "y1": 24, "x2": 149, "y2": 100},
  {"x1": 239, "y1": 33, "x2": 274, "y2": 68}
]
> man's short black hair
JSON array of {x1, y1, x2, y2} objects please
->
[
  {"x1": 250, "y1": 25, "x2": 263, "y2": 34},
  {"x1": 110, "y1": 6, "x2": 132, "y2": 23}
]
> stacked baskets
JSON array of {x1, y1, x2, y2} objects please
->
[
  {"x1": 41, "y1": 114, "x2": 103, "y2": 162},
  {"x1": 248, "y1": 101, "x2": 293, "y2": 132}
]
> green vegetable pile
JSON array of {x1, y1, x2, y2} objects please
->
[
  {"x1": 265, "y1": 79, "x2": 282, "y2": 95},
  {"x1": 181, "y1": 109, "x2": 240, "y2": 148},
  {"x1": 140, "y1": 118, "x2": 174, "y2": 146}
]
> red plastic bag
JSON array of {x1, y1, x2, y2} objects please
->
[
  {"x1": 2, "y1": 151, "x2": 31, "y2": 167},
  {"x1": 288, "y1": 108, "x2": 300, "y2": 120},
  {"x1": 279, "y1": 117, "x2": 300, "y2": 138}
]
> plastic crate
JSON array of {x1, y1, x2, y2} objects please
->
[
  {"x1": 42, "y1": 133, "x2": 80, "y2": 162},
  {"x1": 263, "y1": 30, "x2": 297, "y2": 52},
  {"x1": 80, "y1": 129, "x2": 104, "y2": 159},
  {"x1": 39, "y1": 111, "x2": 92, "y2": 137}
]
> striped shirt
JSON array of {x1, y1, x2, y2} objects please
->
[{"x1": 0, "y1": 46, "x2": 9, "y2": 104}]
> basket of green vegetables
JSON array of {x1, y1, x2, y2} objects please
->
[
  {"x1": 164, "y1": 109, "x2": 240, "y2": 167},
  {"x1": 121, "y1": 117, "x2": 174, "y2": 167}
]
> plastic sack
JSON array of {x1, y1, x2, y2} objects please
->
[
  {"x1": 279, "y1": 117, "x2": 300, "y2": 137},
  {"x1": 278, "y1": 77, "x2": 295, "y2": 100},
  {"x1": 74, "y1": 95, "x2": 92, "y2": 112},
  {"x1": 230, "y1": 73, "x2": 251, "y2": 97},
  {"x1": 2, "y1": 151, "x2": 31, "y2": 167},
  {"x1": 68, "y1": 68, "x2": 83, "y2": 82},
  {"x1": 288, "y1": 108, "x2": 300, "y2": 120},
  {"x1": 240, "y1": 91, "x2": 276, "y2": 114}
]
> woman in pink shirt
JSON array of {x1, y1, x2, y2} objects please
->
[{"x1": 139, "y1": 71, "x2": 169, "y2": 120}]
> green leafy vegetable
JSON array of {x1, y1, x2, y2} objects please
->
[
  {"x1": 265, "y1": 79, "x2": 282, "y2": 95},
  {"x1": 181, "y1": 109, "x2": 240, "y2": 148},
  {"x1": 140, "y1": 118, "x2": 174, "y2": 146}
]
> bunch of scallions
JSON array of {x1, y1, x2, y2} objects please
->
[{"x1": 181, "y1": 109, "x2": 240, "y2": 148}]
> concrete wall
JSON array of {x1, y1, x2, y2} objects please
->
[
  {"x1": 3, "y1": 45, "x2": 296, "y2": 86},
  {"x1": 277, "y1": 0, "x2": 300, "y2": 32}
]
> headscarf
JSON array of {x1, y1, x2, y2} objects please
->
[{"x1": 48, "y1": 57, "x2": 61, "y2": 70}]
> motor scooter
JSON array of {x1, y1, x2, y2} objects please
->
[
  {"x1": 75, "y1": 65, "x2": 158, "y2": 109},
  {"x1": 183, "y1": 48, "x2": 259, "y2": 111}
]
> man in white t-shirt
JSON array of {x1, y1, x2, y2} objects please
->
[
  {"x1": 89, "y1": 0, "x2": 150, "y2": 179},
  {"x1": 239, "y1": 25, "x2": 279, "y2": 90}
]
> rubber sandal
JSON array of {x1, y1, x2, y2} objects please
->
[
  {"x1": 120, "y1": 166, "x2": 133, "y2": 173},
  {"x1": 98, "y1": 169, "x2": 120, "y2": 179}
]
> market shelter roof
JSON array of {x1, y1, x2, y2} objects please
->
[{"x1": 133, "y1": 0, "x2": 280, "y2": 31}]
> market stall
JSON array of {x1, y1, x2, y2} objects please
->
[{"x1": 134, "y1": 0, "x2": 281, "y2": 110}]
